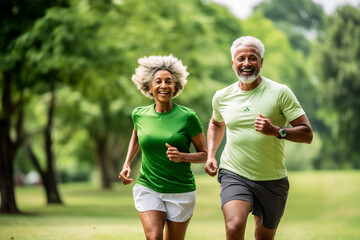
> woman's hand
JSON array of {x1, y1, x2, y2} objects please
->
[
  {"x1": 119, "y1": 166, "x2": 133, "y2": 185},
  {"x1": 166, "y1": 143, "x2": 185, "y2": 162}
]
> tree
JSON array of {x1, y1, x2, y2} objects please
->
[
  {"x1": 254, "y1": 0, "x2": 324, "y2": 55},
  {"x1": 12, "y1": 6, "x2": 105, "y2": 198},
  {"x1": 316, "y1": 5, "x2": 360, "y2": 169},
  {"x1": 0, "y1": 0, "x2": 68, "y2": 214}
]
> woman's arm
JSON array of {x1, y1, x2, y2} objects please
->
[
  {"x1": 166, "y1": 132, "x2": 208, "y2": 163},
  {"x1": 119, "y1": 129, "x2": 140, "y2": 185}
]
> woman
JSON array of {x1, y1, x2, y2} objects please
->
[{"x1": 119, "y1": 54, "x2": 207, "y2": 240}]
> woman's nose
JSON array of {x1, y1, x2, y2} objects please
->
[{"x1": 160, "y1": 81, "x2": 167, "y2": 87}]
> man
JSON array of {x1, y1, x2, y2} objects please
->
[{"x1": 204, "y1": 36, "x2": 313, "y2": 240}]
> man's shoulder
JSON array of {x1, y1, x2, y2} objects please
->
[
  {"x1": 262, "y1": 77, "x2": 284, "y2": 88},
  {"x1": 214, "y1": 82, "x2": 238, "y2": 97},
  {"x1": 262, "y1": 77, "x2": 290, "y2": 95}
]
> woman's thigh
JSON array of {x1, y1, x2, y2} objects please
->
[
  {"x1": 138, "y1": 210, "x2": 167, "y2": 239},
  {"x1": 164, "y1": 217, "x2": 192, "y2": 240}
]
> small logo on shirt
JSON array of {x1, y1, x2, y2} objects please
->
[{"x1": 243, "y1": 107, "x2": 250, "y2": 112}]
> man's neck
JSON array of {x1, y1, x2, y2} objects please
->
[{"x1": 238, "y1": 76, "x2": 262, "y2": 91}]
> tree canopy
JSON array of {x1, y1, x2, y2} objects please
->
[{"x1": 316, "y1": 5, "x2": 360, "y2": 169}]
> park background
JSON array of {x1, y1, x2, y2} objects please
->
[{"x1": 1, "y1": 0, "x2": 360, "y2": 239}]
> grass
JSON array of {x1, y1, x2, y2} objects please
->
[{"x1": 1, "y1": 171, "x2": 360, "y2": 239}]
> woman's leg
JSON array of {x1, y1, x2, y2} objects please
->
[
  {"x1": 164, "y1": 216, "x2": 192, "y2": 240},
  {"x1": 138, "y1": 210, "x2": 167, "y2": 240}
]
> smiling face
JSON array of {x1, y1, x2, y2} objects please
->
[
  {"x1": 149, "y1": 70, "x2": 176, "y2": 104},
  {"x1": 232, "y1": 45, "x2": 263, "y2": 84}
]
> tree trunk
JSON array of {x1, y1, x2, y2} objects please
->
[
  {"x1": 43, "y1": 88, "x2": 62, "y2": 203},
  {"x1": 26, "y1": 88, "x2": 62, "y2": 204},
  {"x1": 94, "y1": 135, "x2": 111, "y2": 189},
  {"x1": 0, "y1": 71, "x2": 21, "y2": 214}
]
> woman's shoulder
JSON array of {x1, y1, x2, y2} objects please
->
[
  {"x1": 173, "y1": 103, "x2": 197, "y2": 115},
  {"x1": 132, "y1": 104, "x2": 153, "y2": 116}
]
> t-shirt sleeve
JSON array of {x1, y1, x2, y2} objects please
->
[
  {"x1": 187, "y1": 110, "x2": 204, "y2": 138},
  {"x1": 212, "y1": 91, "x2": 224, "y2": 122},
  {"x1": 279, "y1": 85, "x2": 305, "y2": 122},
  {"x1": 131, "y1": 107, "x2": 140, "y2": 130}
]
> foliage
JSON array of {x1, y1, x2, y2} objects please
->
[
  {"x1": 316, "y1": 5, "x2": 360, "y2": 169},
  {"x1": 254, "y1": 0, "x2": 324, "y2": 55}
]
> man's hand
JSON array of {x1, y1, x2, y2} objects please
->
[
  {"x1": 166, "y1": 143, "x2": 185, "y2": 162},
  {"x1": 204, "y1": 157, "x2": 218, "y2": 177},
  {"x1": 254, "y1": 113, "x2": 278, "y2": 136},
  {"x1": 119, "y1": 167, "x2": 133, "y2": 185}
]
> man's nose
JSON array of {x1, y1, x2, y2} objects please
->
[{"x1": 243, "y1": 58, "x2": 251, "y2": 66}]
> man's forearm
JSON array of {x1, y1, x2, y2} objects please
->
[{"x1": 207, "y1": 117, "x2": 225, "y2": 158}]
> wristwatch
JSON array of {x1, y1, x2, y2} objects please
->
[{"x1": 277, "y1": 127, "x2": 287, "y2": 139}]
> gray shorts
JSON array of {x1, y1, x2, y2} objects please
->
[{"x1": 218, "y1": 169, "x2": 289, "y2": 229}]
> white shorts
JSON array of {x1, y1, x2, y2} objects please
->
[{"x1": 133, "y1": 184, "x2": 196, "y2": 222}]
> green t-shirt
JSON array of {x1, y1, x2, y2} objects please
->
[
  {"x1": 132, "y1": 103, "x2": 203, "y2": 193},
  {"x1": 213, "y1": 77, "x2": 305, "y2": 181}
]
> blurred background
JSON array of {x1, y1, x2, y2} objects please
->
[{"x1": 1, "y1": 0, "x2": 360, "y2": 213}]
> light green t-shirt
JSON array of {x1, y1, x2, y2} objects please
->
[
  {"x1": 132, "y1": 103, "x2": 203, "y2": 193},
  {"x1": 213, "y1": 77, "x2": 305, "y2": 181}
]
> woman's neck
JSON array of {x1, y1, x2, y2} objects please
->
[{"x1": 154, "y1": 101, "x2": 173, "y2": 113}]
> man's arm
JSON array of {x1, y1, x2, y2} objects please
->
[
  {"x1": 204, "y1": 116, "x2": 226, "y2": 176},
  {"x1": 254, "y1": 113, "x2": 313, "y2": 144}
]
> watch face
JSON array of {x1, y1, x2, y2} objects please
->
[{"x1": 279, "y1": 128, "x2": 287, "y2": 137}]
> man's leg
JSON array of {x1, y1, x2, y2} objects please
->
[
  {"x1": 222, "y1": 200, "x2": 252, "y2": 240},
  {"x1": 254, "y1": 215, "x2": 277, "y2": 240}
]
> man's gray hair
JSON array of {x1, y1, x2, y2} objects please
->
[
  {"x1": 132, "y1": 54, "x2": 189, "y2": 99},
  {"x1": 230, "y1": 36, "x2": 265, "y2": 59}
]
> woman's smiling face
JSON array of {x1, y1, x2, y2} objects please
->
[{"x1": 149, "y1": 70, "x2": 175, "y2": 103}]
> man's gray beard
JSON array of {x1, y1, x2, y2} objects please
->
[{"x1": 235, "y1": 70, "x2": 260, "y2": 84}]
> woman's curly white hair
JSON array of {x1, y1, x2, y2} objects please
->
[{"x1": 131, "y1": 54, "x2": 189, "y2": 99}]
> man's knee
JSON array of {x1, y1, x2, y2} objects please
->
[{"x1": 225, "y1": 216, "x2": 247, "y2": 237}]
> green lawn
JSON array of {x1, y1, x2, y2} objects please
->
[{"x1": 1, "y1": 171, "x2": 360, "y2": 239}]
